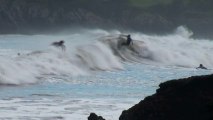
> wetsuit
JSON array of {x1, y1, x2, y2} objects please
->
[{"x1": 126, "y1": 36, "x2": 132, "y2": 45}]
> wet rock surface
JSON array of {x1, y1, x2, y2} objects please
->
[
  {"x1": 88, "y1": 113, "x2": 105, "y2": 120},
  {"x1": 119, "y1": 74, "x2": 213, "y2": 120}
]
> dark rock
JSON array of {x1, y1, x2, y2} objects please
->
[
  {"x1": 119, "y1": 74, "x2": 213, "y2": 120},
  {"x1": 1, "y1": 0, "x2": 213, "y2": 38},
  {"x1": 88, "y1": 113, "x2": 105, "y2": 120}
]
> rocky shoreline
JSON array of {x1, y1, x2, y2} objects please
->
[{"x1": 89, "y1": 74, "x2": 213, "y2": 120}]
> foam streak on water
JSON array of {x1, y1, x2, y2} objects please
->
[{"x1": 0, "y1": 98, "x2": 137, "y2": 120}]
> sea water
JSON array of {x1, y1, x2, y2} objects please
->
[{"x1": 0, "y1": 27, "x2": 213, "y2": 120}]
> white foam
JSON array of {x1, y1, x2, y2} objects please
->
[
  {"x1": 130, "y1": 26, "x2": 213, "y2": 68},
  {"x1": 0, "y1": 27, "x2": 213, "y2": 85},
  {"x1": 0, "y1": 29, "x2": 125, "y2": 85},
  {"x1": 0, "y1": 98, "x2": 138, "y2": 120},
  {"x1": 76, "y1": 42, "x2": 123, "y2": 70}
]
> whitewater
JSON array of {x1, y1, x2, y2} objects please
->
[{"x1": 0, "y1": 26, "x2": 212, "y2": 120}]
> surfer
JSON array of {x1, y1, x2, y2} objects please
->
[
  {"x1": 122, "y1": 34, "x2": 133, "y2": 46},
  {"x1": 51, "y1": 40, "x2": 66, "y2": 51},
  {"x1": 196, "y1": 64, "x2": 207, "y2": 70},
  {"x1": 126, "y1": 34, "x2": 133, "y2": 46}
]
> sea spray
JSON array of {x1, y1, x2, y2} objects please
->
[
  {"x1": 0, "y1": 27, "x2": 213, "y2": 85},
  {"x1": 131, "y1": 26, "x2": 213, "y2": 67}
]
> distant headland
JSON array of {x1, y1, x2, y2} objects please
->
[{"x1": 1, "y1": 0, "x2": 213, "y2": 38}]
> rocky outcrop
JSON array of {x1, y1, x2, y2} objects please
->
[
  {"x1": 119, "y1": 74, "x2": 213, "y2": 120},
  {"x1": 88, "y1": 113, "x2": 105, "y2": 120}
]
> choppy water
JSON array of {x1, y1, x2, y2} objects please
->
[{"x1": 0, "y1": 27, "x2": 213, "y2": 120}]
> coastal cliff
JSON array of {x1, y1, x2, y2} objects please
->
[
  {"x1": 119, "y1": 74, "x2": 213, "y2": 120},
  {"x1": 0, "y1": 0, "x2": 213, "y2": 38}
]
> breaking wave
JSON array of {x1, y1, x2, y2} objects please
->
[{"x1": 0, "y1": 26, "x2": 213, "y2": 85}]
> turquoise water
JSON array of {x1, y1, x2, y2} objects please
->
[
  {"x1": 1, "y1": 63, "x2": 211, "y2": 99},
  {"x1": 0, "y1": 63, "x2": 212, "y2": 120}
]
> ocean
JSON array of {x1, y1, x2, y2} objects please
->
[{"x1": 0, "y1": 26, "x2": 212, "y2": 120}]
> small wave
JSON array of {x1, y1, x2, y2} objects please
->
[{"x1": 31, "y1": 94, "x2": 59, "y2": 97}]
